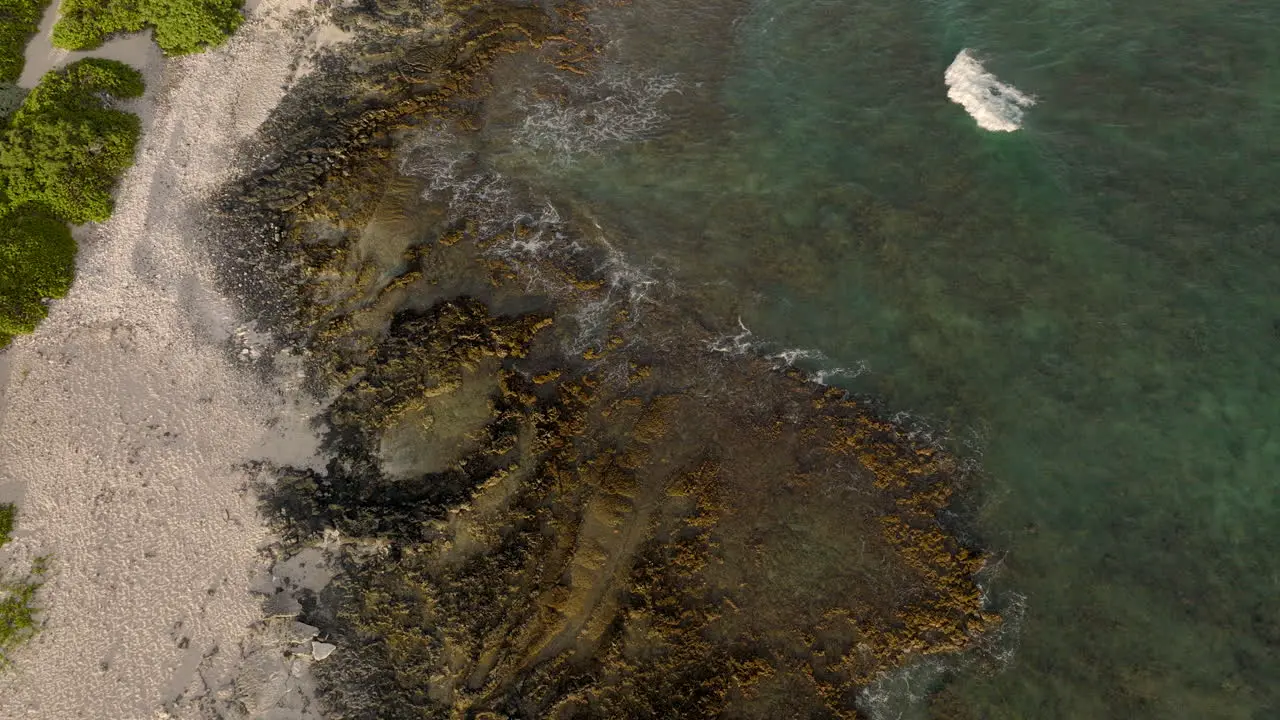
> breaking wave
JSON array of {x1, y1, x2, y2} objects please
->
[
  {"x1": 856, "y1": 657, "x2": 951, "y2": 720},
  {"x1": 400, "y1": 130, "x2": 518, "y2": 242},
  {"x1": 944, "y1": 49, "x2": 1035, "y2": 132}
]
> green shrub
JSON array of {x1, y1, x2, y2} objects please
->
[
  {"x1": 52, "y1": 0, "x2": 243, "y2": 55},
  {"x1": 0, "y1": 205, "x2": 75, "y2": 337},
  {"x1": 0, "y1": 0, "x2": 53, "y2": 82},
  {"x1": 0, "y1": 58, "x2": 143, "y2": 224},
  {"x1": 0, "y1": 60, "x2": 142, "y2": 342}
]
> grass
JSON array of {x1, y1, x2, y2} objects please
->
[
  {"x1": 52, "y1": 0, "x2": 244, "y2": 55},
  {"x1": 0, "y1": 554, "x2": 47, "y2": 669},
  {"x1": 0, "y1": 503, "x2": 46, "y2": 669},
  {"x1": 0, "y1": 0, "x2": 52, "y2": 82}
]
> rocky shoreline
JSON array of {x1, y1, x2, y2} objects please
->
[
  {"x1": 209, "y1": 1, "x2": 1006, "y2": 716},
  {"x1": 0, "y1": 0, "x2": 1005, "y2": 716}
]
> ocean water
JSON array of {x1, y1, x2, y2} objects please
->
[{"x1": 473, "y1": 0, "x2": 1280, "y2": 716}]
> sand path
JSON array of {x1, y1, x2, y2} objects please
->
[{"x1": 0, "y1": 1, "x2": 336, "y2": 717}]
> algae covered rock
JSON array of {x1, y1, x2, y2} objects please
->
[{"x1": 218, "y1": 0, "x2": 1003, "y2": 715}]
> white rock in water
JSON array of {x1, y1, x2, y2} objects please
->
[
  {"x1": 944, "y1": 49, "x2": 1035, "y2": 132},
  {"x1": 312, "y1": 641, "x2": 336, "y2": 661}
]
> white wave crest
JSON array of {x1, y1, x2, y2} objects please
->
[
  {"x1": 856, "y1": 657, "x2": 951, "y2": 720},
  {"x1": 944, "y1": 49, "x2": 1035, "y2": 132},
  {"x1": 707, "y1": 318, "x2": 757, "y2": 355},
  {"x1": 854, "y1": 547, "x2": 1026, "y2": 719},
  {"x1": 566, "y1": 234, "x2": 661, "y2": 353}
]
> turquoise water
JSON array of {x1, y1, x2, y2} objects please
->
[{"x1": 483, "y1": 0, "x2": 1280, "y2": 715}]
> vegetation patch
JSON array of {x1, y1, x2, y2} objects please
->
[
  {"x1": 0, "y1": 205, "x2": 75, "y2": 343},
  {"x1": 0, "y1": 0, "x2": 53, "y2": 82},
  {"x1": 0, "y1": 58, "x2": 143, "y2": 347},
  {"x1": 0, "y1": 554, "x2": 47, "y2": 669},
  {"x1": 0, "y1": 504, "x2": 47, "y2": 669},
  {"x1": 1, "y1": 58, "x2": 144, "y2": 223},
  {"x1": 52, "y1": 0, "x2": 244, "y2": 55},
  {"x1": 0, "y1": 502, "x2": 14, "y2": 546}
]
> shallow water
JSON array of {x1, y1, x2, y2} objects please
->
[{"x1": 475, "y1": 0, "x2": 1280, "y2": 716}]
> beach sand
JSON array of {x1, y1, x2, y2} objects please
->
[{"x1": 0, "y1": 1, "x2": 340, "y2": 717}]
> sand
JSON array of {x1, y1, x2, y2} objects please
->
[{"x1": 0, "y1": 1, "x2": 342, "y2": 717}]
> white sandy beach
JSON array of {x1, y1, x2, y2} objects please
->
[{"x1": 0, "y1": 1, "x2": 340, "y2": 717}]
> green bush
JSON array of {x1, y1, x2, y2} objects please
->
[
  {"x1": 52, "y1": 0, "x2": 243, "y2": 55},
  {"x1": 0, "y1": 58, "x2": 143, "y2": 224},
  {"x1": 0, "y1": 60, "x2": 142, "y2": 344},
  {"x1": 0, "y1": 0, "x2": 52, "y2": 82},
  {"x1": 0, "y1": 205, "x2": 75, "y2": 338}
]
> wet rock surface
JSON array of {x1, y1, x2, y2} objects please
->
[{"x1": 213, "y1": 0, "x2": 1005, "y2": 717}]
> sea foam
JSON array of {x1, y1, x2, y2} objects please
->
[
  {"x1": 515, "y1": 66, "x2": 680, "y2": 163},
  {"x1": 944, "y1": 49, "x2": 1035, "y2": 132},
  {"x1": 707, "y1": 319, "x2": 866, "y2": 385}
]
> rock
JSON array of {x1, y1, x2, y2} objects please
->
[
  {"x1": 311, "y1": 641, "x2": 336, "y2": 661},
  {"x1": 289, "y1": 621, "x2": 320, "y2": 642}
]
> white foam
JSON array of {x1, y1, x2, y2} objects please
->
[
  {"x1": 706, "y1": 318, "x2": 757, "y2": 356},
  {"x1": 401, "y1": 133, "x2": 662, "y2": 354},
  {"x1": 514, "y1": 66, "x2": 680, "y2": 163},
  {"x1": 707, "y1": 320, "x2": 867, "y2": 385},
  {"x1": 401, "y1": 131, "x2": 519, "y2": 244},
  {"x1": 856, "y1": 656, "x2": 950, "y2": 720},
  {"x1": 944, "y1": 49, "x2": 1035, "y2": 132}
]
